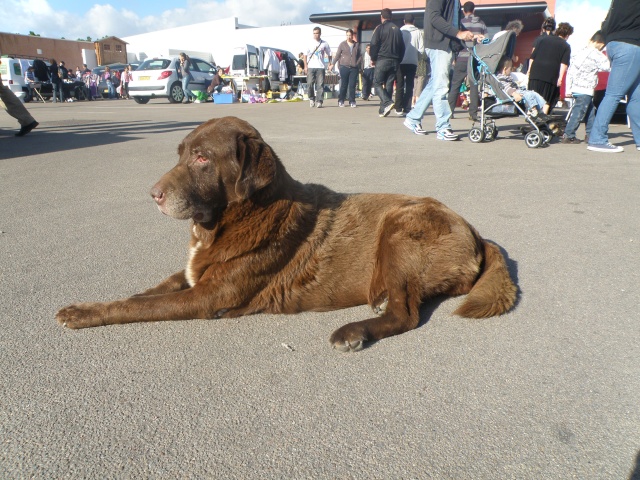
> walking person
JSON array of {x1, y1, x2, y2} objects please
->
[
  {"x1": 49, "y1": 59, "x2": 64, "y2": 103},
  {"x1": 395, "y1": 13, "x2": 424, "y2": 116},
  {"x1": 179, "y1": 53, "x2": 196, "y2": 104},
  {"x1": 370, "y1": 8, "x2": 405, "y2": 117},
  {"x1": 0, "y1": 57, "x2": 38, "y2": 136},
  {"x1": 447, "y1": 1, "x2": 487, "y2": 121},
  {"x1": 103, "y1": 66, "x2": 117, "y2": 99},
  {"x1": 329, "y1": 29, "x2": 362, "y2": 108},
  {"x1": 121, "y1": 65, "x2": 133, "y2": 99},
  {"x1": 403, "y1": 0, "x2": 475, "y2": 139},
  {"x1": 361, "y1": 45, "x2": 375, "y2": 101},
  {"x1": 527, "y1": 22, "x2": 574, "y2": 114},
  {"x1": 561, "y1": 31, "x2": 610, "y2": 145},
  {"x1": 587, "y1": 0, "x2": 640, "y2": 153},
  {"x1": 304, "y1": 27, "x2": 332, "y2": 108}
]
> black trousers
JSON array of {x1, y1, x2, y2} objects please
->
[
  {"x1": 373, "y1": 57, "x2": 398, "y2": 113},
  {"x1": 394, "y1": 63, "x2": 417, "y2": 114},
  {"x1": 448, "y1": 56, "x2": 479, "y2": 119},
  {"x1": 362, "y1": 68, "x2": 374, "y2": 99}
]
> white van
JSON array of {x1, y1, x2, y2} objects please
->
[
  {"x1": 229, "y1": 45, "x2": 296, "y2": 91},
  {"x1": 0, "y1": 57, "x2": 30, "y2": 98}
]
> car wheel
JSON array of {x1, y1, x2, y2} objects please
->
[
  {"x1": 169, "y1": 82, "x2": 184, "y2": 103},
  {"x1": 133, "y1": 96, "x2": 150, "y2": 104}
]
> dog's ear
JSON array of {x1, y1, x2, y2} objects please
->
[{"x1": 234, "y1": 134, "x2": 276, "y2": 200}]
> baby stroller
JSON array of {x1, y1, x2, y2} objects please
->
[{"x1": 466, "y1": 31, "x2": 552, "y2": 148}]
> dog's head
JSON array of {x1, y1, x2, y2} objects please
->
[{"x1": 150, "y1": 117, "x2": 278, "y2": 223}]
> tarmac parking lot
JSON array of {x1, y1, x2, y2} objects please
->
[{"x1": 1, "y1": 99, "x2": 639, "y2": 478}]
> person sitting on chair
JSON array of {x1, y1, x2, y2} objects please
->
[{"x1": 24, "y1": 66, "x2": 41, "y2": 101}]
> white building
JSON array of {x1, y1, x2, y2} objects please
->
[{"x1": 122, "y1": 17, "x2": 345, "y2": 68}]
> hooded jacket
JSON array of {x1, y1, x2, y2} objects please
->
[
  {"x1": 423, "y1": 0, "x2": 460, "y2": 52},
  {"x1": 370, "y1": 20, "x2": 406, "y2": 61},
  {"x1": 400, "y1": 24, "x2": 425, "y2": 65}
]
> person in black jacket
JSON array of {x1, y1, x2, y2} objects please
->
[
  {"x1": 403, "y1": 0, "x2": 475, "y2": 139},
  {"x1": 370, "y1": 8, "x2": 405, "y2": 117},
  {"x1": 49, "y1": 58, "x2": 64, "y2": 103},
  {"x1": 587, "y1": 0, "x2": 640, "y2": 153}
]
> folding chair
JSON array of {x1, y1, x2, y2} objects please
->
[{"x1": 30, "y1": 83, "x2": 46, "y2": 103}]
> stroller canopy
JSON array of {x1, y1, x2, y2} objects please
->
[{"x1": 468, "y1": 30, "x2": 517, "y2": 83}]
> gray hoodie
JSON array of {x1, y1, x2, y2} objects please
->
[{"x1": 400, "y1": 24, "x2": 425, "y2": 65}]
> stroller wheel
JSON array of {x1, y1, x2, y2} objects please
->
[
  {"x1": 484, "y1": 125, "x2": 497, "y2": 142},
  {"x1": 469, "y1": 127, "x2": 484, "y2": 143},
  {"x1": 540, "y1": 126, "x2": 553, "y2": 144},
  {"x1": 525, "y1": 131, "x2": 542, "y2": 148}
]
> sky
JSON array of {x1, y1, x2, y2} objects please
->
[{"x1": 0, "y1": 0, "x2": 611, "y2": 50}]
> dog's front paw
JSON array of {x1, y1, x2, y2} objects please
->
[
  {"x1": 329, "y1": 323, "x2": 367, "y2": 353},
  {"x1": 56, "y1": 303, "x2": 106, "y2": 329}
]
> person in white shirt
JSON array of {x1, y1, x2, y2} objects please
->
[
  {"x1": 562, "y1": 31, "x2": 610, "y2": 144},
  {"x1": 303, "y1": 27, "x2": 332, "y2": 108},
  {"x1": 395, "y1": 13, "x2": 425, "y2": 116},
  {"x1": 361, "y1": 45, "x2": 375, "y2": 101}
]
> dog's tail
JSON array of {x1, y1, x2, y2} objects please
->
[{"x1": 453, "y1": 240, "x2": 517, "y2": 318}]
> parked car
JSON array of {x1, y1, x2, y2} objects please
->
[
  {"x1": 128, "y1": 57, "x2": 217, "y2": 104},
  {"x1": 92, "y1": 63, "x2": 139, "y2": 98}
]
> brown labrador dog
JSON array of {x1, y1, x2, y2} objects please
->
[{"x1": 57, "y1": 117, "x2": 517, "y2": 351}]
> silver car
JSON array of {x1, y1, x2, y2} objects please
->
[{"x1": 129, "y1": 57, "x2": 216, "y2": 104}]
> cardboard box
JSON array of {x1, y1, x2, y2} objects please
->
[{"x1": 213, "y1": 93, "x2": 236, "y2": 104}]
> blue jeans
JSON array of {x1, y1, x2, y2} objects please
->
[
  {"x1": 590, "y1": 41, "x2": 640, "y2": 146},
  {"x1": 182, "y1": 75, "x2": 194, "y2": 101},
  {"x1": 373, "y1": 57, "x2": 398, "y2": 113},
  {"x1": 338, "y1": 65, "x2": 358, "y2": 103},
  {"x1": 406, "y1": 48, "x2": 453, "y2": 132},
  {"x1": 106, "y1": 80, "x2": 116, "y2": 99},
  {"x1": 307, "y1": 68, "x2": 325, "y2": 102},
  {"x1": 521, "y1": 90, "x2": 546, "y2": 111},
  {"x1": 564, "y1": 94, "x2": 595, "y2": 139},
  {"x1": 52, "y1": 81, "x2": 64, "y2": 102}
]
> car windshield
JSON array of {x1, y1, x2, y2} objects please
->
[{"x1": 138, "y1": 59, "x2": 172, "y2": 70}]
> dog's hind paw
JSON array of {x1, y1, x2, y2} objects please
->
[
  {"x1": 372, "y1": 297, "x2": 388, "y2": 316},
  {"x1": 329, "y1": 323, "x2": 367, "y2": 353}
]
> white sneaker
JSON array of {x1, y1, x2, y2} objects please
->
[
  {"x1": 316, "y1": 102, "x2": 323, "y2": 108},
  {"x1": 436, "y1": 129, "x2": 459, "y2": 141},
  {"x1": 404, "y1": 120, "x2": 427, "y2": 135},
  {"x1": 309, "y1": 100, "x2": 315, "y2": 108},
  {"x1": 338, "y1": 102, "x2": 344, "y2": 107},
  {"x1": 350, "y1": 102, "x2": 356, "y2": 108},
  {"x1": 194, "y1": 99, "x2": 201, "y2": 103},
  {"x1": 587, "y1": 143, "x2": 624, "y2": 153}
]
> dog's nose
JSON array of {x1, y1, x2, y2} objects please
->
[{"x1": 150, "y1": 185, "x2": 165, "y2": 205}]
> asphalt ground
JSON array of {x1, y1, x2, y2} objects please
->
[{"x1": 1, "y1": 97, "x2": 639, "y2": 479}]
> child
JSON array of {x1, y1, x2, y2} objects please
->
[
  {"x1": 496, "y1": 56, "x2": 550, "y2": 122},
  {"x1": 562, "y1": 31, "x2": 610, "y2": 144}
]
